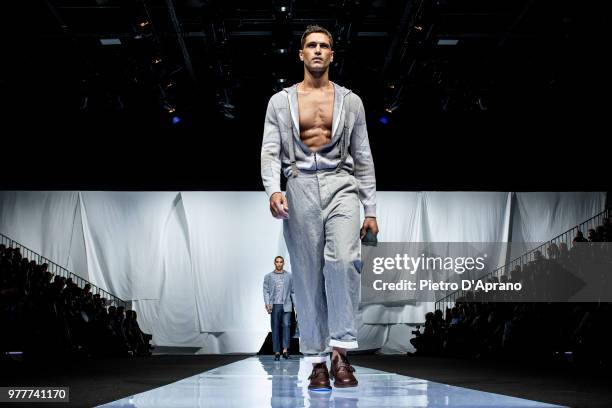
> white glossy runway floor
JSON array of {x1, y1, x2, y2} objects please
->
[{"x1": 98, "y1": 356, "x2": 565, "y2": 407}]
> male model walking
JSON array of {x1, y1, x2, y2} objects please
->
[
  {"x1": 263, "y1": 256, "x2": 294, "y2": 361},
  {"x1": 261, "y1": 25, "x2": 378, "y2": 390}
]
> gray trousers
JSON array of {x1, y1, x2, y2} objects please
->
[{"x1": 283, "y1": 169, "x2": 361, "y2": 363}]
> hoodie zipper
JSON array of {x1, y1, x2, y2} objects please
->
[{"x1": 285, "y1": 85, "x2": 351, "y2": 172}]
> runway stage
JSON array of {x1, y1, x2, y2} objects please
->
[{"x1": 99, "y1": 356, "x2": 563, "y2": 407}]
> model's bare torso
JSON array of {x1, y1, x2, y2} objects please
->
[{"x1": 297, "y1": 83, "x2": 335, "y2": 152}]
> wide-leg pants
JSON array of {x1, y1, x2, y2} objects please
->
[{"x1": 283, "y1": 169, "x2": 361, "y2": 363}]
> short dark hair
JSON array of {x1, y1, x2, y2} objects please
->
[
  {"x1": 301, "y1": 25, "x2": 333, "y2": 49},
  {"x1": 274, "y1": 256, "x2": 284, "y2": 262}
]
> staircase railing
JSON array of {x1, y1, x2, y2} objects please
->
[
  {"x1": 1, "y1": 232, "x2": 129, "y2": 309},
  {"x1": 434, "y1": 207, "x2": 610, "y2": 312}
]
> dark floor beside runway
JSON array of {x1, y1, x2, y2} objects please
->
[
  {"x1": 352, "y1": 354, "x2": 612, "y2": 408},
  {"x1": 0, "y1": 354, "x2": 249, "y2": 408},
  {"x1": 1, "y1": 354, "x2": 610, "y2": 407}
]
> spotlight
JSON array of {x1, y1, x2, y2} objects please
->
[
  {"x1": 171, "y1": 116, "x2": 182, "y2": 125},
  {"x1": 138, "y1": 21, "x2": 150, "y2": 28},
  {"x1": 163, "y1": 103, "x2": 176, "y2": 114},
  {"x1": 275, "y1": 4, "x2": 291, "y2": 19},
  {"x1": 153, "y1": 57, "x2": 162, "y2": 64},
  {"x1": 274, "y1": 78, "x2": 288, "y2": 91},
  {"x1": 378, "y1": 116, "x2": 389, "y2": 125},
  {"x1": 384, "y1": 103, "x2": 399, "y2": 114},
  {"x1": 415, "y1": 25, "x2": 424, "y2": 32}
]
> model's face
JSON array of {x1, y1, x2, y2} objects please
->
[
  {"x1": 300, "y1": 32, "x2": 334, "y2": 73},
  {"x1": 275, "y1": 258, "x2": 284, "y2": 270}
]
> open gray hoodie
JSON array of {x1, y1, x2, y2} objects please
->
[{"x1": 261, "y1": 82, "x2": 377, "y2": 217}]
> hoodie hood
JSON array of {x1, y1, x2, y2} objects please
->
[{"x1": 283, "y1": 82, "x2": 352, "y2": 144}]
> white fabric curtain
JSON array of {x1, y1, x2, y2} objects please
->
[
  {"x1": 79, "y1": 191, "x2": 179, "y2": 300},
  {"x1": 508, "y1": 192, "x2": 607, "y2": 259},
  {"x1": 0, "y1": 191, "x2": 606, "y2": 353},
  {"x1": 0, "y1": 191, "x2": 87, "y2": 278},
  {"x1": 364, "y1": 191, "x2": 512, "y2": 324},
  {"x1": 180, "y1": 192, "x2": 285, "y2": 333}
]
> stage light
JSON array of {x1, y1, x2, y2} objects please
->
[
  {"x1": 415, "y1": 25, "x2": 424, "y2": 32},
  {"x1": 274, "y1": 78, "x2": 288, "y2": 92},
  {"x1": 153, "y1": 57, "x2": 162, "y2": 64},
  {"x1": 138, "y1": 21, "x2": 150, "y2": 28},
  {"x1": 172, "y1": 116, "x2": 182, "y2": 125},
  {"x1": 384, "y1": 103, "x2": 399, "y2": 115},
  {"x1": 100, "y1": 38, "x2": 121, "y2": 46},
  {"x1": 438, "y1": 39, "x2": 459, "y2": 46},
  {"x1": 275, "y1": 4, "x2": 291, "y2": 20},
  {"x1": 379, "y1": 116, "x2": 389, "y2": 125},
  {"x1": 477, "y1": 96, "x2": 488, "y2": 111},
  {"x1": 163, "y1": 103, "x2": 176, "y2": 114}
]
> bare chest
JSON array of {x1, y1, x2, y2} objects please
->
[{"x1": 297, "y1": 89, "x2": 335, "y2": 149}]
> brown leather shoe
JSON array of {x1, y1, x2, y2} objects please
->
[
  {"x1": 308, "y1": 363, "x2": 332, "y2": 391},
  {"x1": 330, "y1": 353, "x2": 358, "y2": 388}
]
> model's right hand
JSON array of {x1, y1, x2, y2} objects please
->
[{"x1": 269, "y1": 192, "x2": 289, "y2": 219}]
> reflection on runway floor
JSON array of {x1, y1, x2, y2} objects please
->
[{"x1": 99, "y1": 356, "x2": 565, "y2": 407}]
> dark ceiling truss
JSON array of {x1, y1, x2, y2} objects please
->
[
  {"x1": 164, "y1": 0, "x2": 196, "y2": 82},
  {"x1": 379, "y1": 0, "x2": 543, "y2": 113},
  {"x1": 40, "y1": 0, "x2": 575, "y2": 119}
]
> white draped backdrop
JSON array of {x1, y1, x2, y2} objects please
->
[{"x1": 0, "y1": 191, "x2": 606, "y2": 354}]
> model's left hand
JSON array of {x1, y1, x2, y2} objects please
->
[{"x1": 360, "y1": 217, "x2": 379, "y2": 240}]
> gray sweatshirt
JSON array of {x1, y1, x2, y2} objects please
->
[{"x1": 260, "y1": 82, "x2": 377, "y2": 217}]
